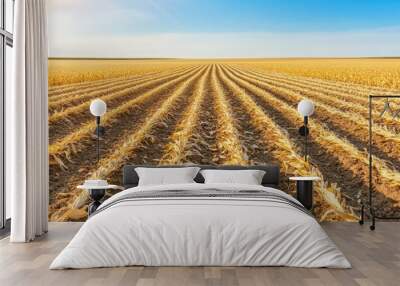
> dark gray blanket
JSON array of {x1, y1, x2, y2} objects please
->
[{"x1": 92, "y1": 189, "x2": 311, "y2": 218}]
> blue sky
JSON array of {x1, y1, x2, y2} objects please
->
[
  {"x1": 117, "y1": 0, "x2": 400, "y2": 33},
  {"x1": 47, "y1": 0, "x2": 400, "y2": 58}
]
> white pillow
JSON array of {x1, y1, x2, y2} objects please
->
[
  {"x1": 135, "y1": 167, "x2": 200, "y2": 186},
  {"x1": 200, "y1": 169, "x2": 266, "y2": 185}
]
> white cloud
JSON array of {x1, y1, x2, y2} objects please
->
[
  {"x1": 47, "y1": 0, "x2": 155, "y2": 39},
  {"x1": 46, "y1": 0, "x2": 400, "y2": 58},
  {"x1": 48, "y1": 28, "x2": 400, "y2": 58}
]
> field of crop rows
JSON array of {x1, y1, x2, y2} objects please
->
[{"x1": 48, "y1": 60, "x2": 400, "y2": 221}]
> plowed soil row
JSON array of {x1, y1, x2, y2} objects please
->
[
  {"x1": 182, "y1": 70, "x2": 219, "y2": 165},
  {"x1": 229, "y1": 66, "x2": 400, "y2": 133},
  {"x1": 223, "y1": 65, "x2": 400, "y2": 217},
  {"x1": 48, "y1": 65, "x2": 194, "y2": 96},
  {"x1": 216, "y1": 65, "x2": 356, "y2": 220},
  {"x1": 227, "y1": 66, "x2": 400, "y2": 172},
  {"x1": 49, "y1": 67, "x2": 209, "y2": 221},
  {"x1": 49, "y1": 66, "x2": 203, "y2": 143},
  {"x1": 213, "y1": 67, "x2": 273, "y2": 167},
  {"x1": 236, "y1": 64, "x2": 400, "y2": 95},
  {"x1": 49, "y1": 67, "x2": 207, "y2": 168},
  {"x1": 159, "y1": 66, "x2": 212, "y2": 164},
  {"x1": 209, "y1": 65, "x2": 248, "y2": 165},
  {"x1": 48, "y1": 66, "x2": 196, "y2": 107}
]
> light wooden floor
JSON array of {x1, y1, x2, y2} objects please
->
[{"x1": 0, "y1": 222, "x2": 398, "y2": 286}]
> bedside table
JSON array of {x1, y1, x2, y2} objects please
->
[
  {"x1": 77, "y1": 184, "x2": 124, "y2": 216},
  {"x1": 289, "y1": 177, "x2": 320, "y2": 210}
]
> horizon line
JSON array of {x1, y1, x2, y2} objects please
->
[{"x1": 48, "y1": 56, "x2": 400, "y2": 60}]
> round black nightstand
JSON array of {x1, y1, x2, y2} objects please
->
[
  {"x1": 77, "y1": 184, "x2": 124, "y2": 216},
  {"x1": 87, "y1": 188, "x2": 106, "y2": 215},
  {"x1": 289, "y1": 177, "x2": 320, "y2": 210}
]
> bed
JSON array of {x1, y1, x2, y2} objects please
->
[{"x1": 50, "y1": 165, "x2": 351, "y2": 269}]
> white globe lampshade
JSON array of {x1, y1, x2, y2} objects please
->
[
  {"x1": 297, "y1": 99, "x2": 315, "y2": 117},
  {"x1": 90, "y1": 99, "x2": 107, "y2": 117}
]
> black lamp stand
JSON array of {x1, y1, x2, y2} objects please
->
[
  {"x1": 298, "y1": 116, "x2": 309, "y2": 161},
  {"x1": 88, "y1": 116, "x2": 106, "y2": 217},
  {"x1": 95, "y1": 116, "x2": 105, "y2": 164}
]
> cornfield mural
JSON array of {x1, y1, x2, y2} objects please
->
[{"x1": 48, "y1": 58, "x2": 400, "y2": 222}]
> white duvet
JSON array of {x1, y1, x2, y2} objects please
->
[{"x1": 50, "y1": 183, "x2": 351, "y2": 269}]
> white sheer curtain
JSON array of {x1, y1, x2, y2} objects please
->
[{"x1": 7, "y1": 0, "x2": 49, "y2": 242}]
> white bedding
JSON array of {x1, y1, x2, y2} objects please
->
[{"x1": 50, "y1": 183, "x2": 351, "y2": 269}]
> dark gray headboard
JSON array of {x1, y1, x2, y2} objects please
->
[{"x1": 122, "y1": 164, "x2": 280, "y2": 189}]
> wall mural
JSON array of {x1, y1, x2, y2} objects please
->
[{"x1": 47, "y1": 0, "x2": 400, "y2": 222}]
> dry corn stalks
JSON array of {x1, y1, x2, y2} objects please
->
[
  {"x1": 49, "y1": 66, "x2": 205, "y2": 170},
  {"x1": 223, "y1": 66, "x2": 400, "y2": 205},
  {"x1": 218, "y1": 65, "x2": 358, "y2": 221}
]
